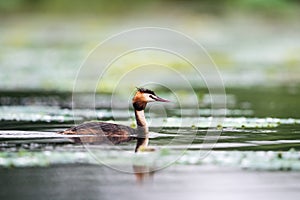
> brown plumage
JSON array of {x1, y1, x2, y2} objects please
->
[{"x1": 60, "y1": 122, "x2": 136, "y2": 144}]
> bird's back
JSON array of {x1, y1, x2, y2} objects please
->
[{"x1": 60, "y1": 122, "x2": 136, "y2": 144}]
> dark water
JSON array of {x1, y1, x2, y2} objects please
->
[
  {"x1": 1, "y1": 165, "x2": 300, "y2": 200},
  {"x1": 0, "y1": 87, "x2": 300, "y2": 199}
]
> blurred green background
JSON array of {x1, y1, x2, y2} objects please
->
[
  {"x1": 1, "y1": 0, "x2": 300, "y2": 15},
  {"x1": 1, "y1": 0, "x2": 300, "y2": 92}
]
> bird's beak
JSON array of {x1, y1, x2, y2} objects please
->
[{"x1": 154, "y1": 96, "x2": 170, "y2": 102}]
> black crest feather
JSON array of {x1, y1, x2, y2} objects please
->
[{"x1": 136, "y1": 87, "x2": 156, "y2": 95}]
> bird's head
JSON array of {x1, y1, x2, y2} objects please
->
[{"x1": 132, "y1": 87, "x2": 169, "y2": 110}]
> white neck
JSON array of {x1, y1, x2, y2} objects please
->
[
  {"x1": 134, "y1": 109, "x2": 149, "y2": 152},
  {"x1": 135, "y1": 110, "x2": 147, "y2": 127}
]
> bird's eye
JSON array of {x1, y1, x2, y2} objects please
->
[{"x1": 149, "y1": 95, "x2": 156, "y2": 100}]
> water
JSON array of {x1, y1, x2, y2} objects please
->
[
  {"x1": 1, "y1": 20, "x2": 300, "y2": 192},
  {"x1": 1, "y1": 9, "x2": 300, "y2": 199},
  {"x1": 0, "y1": 88, "x2": 299, "y2": 199},
  {"x1": 1, "y1": 165, "x2": 300, "y2": 200},
  {"x1": 0, "y1": 88, "x2": 299, "y2": 169}
]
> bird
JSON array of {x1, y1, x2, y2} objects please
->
[{"x1": 59, "y1": 88, "x2": 170, "y2": 152}]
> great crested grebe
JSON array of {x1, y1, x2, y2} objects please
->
[{"x1": 60, "y1": 88, "x2": 169, "y2": 152}]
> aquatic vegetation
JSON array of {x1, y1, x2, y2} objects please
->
[
  {"x1": 1, "y1": 106, "x2": 299, "y2": 128},
  {"x1": 147, "y1": 116, "x2": 300, "y2": 128},
  {"x1": 0, "y1": 106, "x2": 81, "y2": 122},
  {"x1": 0, "y1": 148, "x2": 299, "y2": 171}
]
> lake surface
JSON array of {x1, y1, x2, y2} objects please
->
[
  {"x1": 0, "y1": 87, "x2": 299, "y2": 199},
  {"x1": 1, "y1": 165, "x2": 300, "y2": 200}
]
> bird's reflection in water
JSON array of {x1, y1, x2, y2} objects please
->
[
  {"x1": 133, "y1": 165, "x2": 155, "y2": 184},
  {"x1": 70, "y1": 135, "x2": 156, "y2": 185}
]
